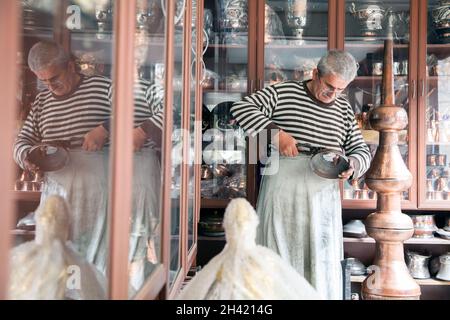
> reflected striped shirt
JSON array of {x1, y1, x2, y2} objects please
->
[
  {"x1": 14, "y1": 75, "x2": 164, "y2": 169},
  {"x1": 230, "y1": 80, "x2": 371, "y2": 178}
]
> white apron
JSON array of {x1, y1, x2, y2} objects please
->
[{"x1": 256, "y1": 153, "x2": 343, "y2": 300}]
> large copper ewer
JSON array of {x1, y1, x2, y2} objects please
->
[{"x1": 361, "y1": 16, "x2": 421, "y2": 300}]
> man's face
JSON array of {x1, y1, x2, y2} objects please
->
[
  {"x1": 312, "y1": 71, "x2": 350, "y2": 104},
  {"x1": 34, "y1": 62, "x2": 75, "y2": 96}
]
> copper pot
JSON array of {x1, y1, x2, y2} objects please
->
[
  {"x1": 427, "y1": 154, "x2": 437, "y2": 166},
  {"x1": 406, "y1": 251, "x2": 431, "y2": 279},
  {"x1": 213, "y1": 164, "x2": 231, "y2": 177},
  {"x1": 438, "y1": 154, "x2": 447, "y2": 166},
  {"x1": 410, "y1": 215, "x2": 437, "y2": 238},
  {"x1": 201, "y1": 165, "x2": 213, "y2": 180},
  {"x1": 435, "y1": 177, "x2": 449, "y2": 191}
]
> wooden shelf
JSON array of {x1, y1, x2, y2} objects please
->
[
  {"x1": 208, "y1": 44, "x2": 247, "y2": 49},
  {"x1": 351, "y1": 275, "x2": 450, "y2": 286},
  {"x1": 344, "y1": 236, "x2": 450, "y2": 245},
  {"x1": 11, "y1": 229, "x2": 35, "y2": 237},
  {"x1": 198, "y1": 235, "x2": 226, "y2": 241},
  {"x1": 12, "y1": 191, "x2": 41, "y2": 202},
  {"x1": 201, "y1": 198, "x2": 230, "y2": 209}
]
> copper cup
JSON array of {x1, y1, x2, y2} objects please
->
[
  {"x1": 361, "y1": 189, "x2": 370, "y2": 200},
  {"x1": 436, "y1": 177, "x2": 448, "y2": 191},
  {"x1": 428, "y1": 154, "x2": 437, "y2": 166},
  {"x1": 427, "y1": 179, "x2": 435, "y2": 192},
  {"x1": 343, "y1": 189, "x2": 353, "y2": 199},
  {"x1": 434, "y1": 191, "x2": 444, "y2": 200},
  {"x1": 14, "y1": 180, "x2": 23, "y2": 191},
  {"x1": 443, "y1": 191, "x2": 450, "y2": 200},
  {"x1": 438, "y1": 154, "x2": 447, "y2": 166},
  {"x1": 31, "y1": 181, "x2": 43, "y2": 192},
  {"x1": 429, "y1": 168, "x2": 441, "y2": 178},
  {"x1": 21, "y1": 181, "x2": 32, "y2": 191}
]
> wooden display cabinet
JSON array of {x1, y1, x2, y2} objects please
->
[
  {"x1": 199, "y1": 0, "x2": 450, "y2": 299},
  {"x1": 1, "y1": 0, "x2": 204, "y2": 300}
]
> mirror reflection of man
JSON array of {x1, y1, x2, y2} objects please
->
[{"x1": 13, "y1": 41, "x2": 112, "y2": 294}]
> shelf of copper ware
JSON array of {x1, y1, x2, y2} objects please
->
[
  {"x1": 345, "y1": 42, "x2": 409, "y2": 49},
  {"x1": 12, "y1": 191, "x2": 41, "y2": 202},
  {"x1": 427, "y1": 43, "x2": 450, "y2": 53},
  {"x1": 426, "y1": 142, "x2": 450, "y2": 146},
  {"x1": 201, "y1": 198, "x2": 230, "y2": 209},
  {"x1": 264, "y1": 43, "x2": 328, "y2": 50},
  {"x1": 202, "y1": 88, "x2": 248, "y2": 93},
  {"x1": 351, "y1": 275, "x2": 450, "y2": 286},
  {"x1": 353, "y1": 75, "x2": 408, "y2": 83},
  {"x1": 344, "y1": 236, "x2": 450, "y2": 245}
]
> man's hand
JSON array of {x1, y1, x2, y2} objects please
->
[
  {"x1": 133, "y1": 126, "x2": 148, "y2": 152},
  {"x1": 273, "y1": 130, "x2": 298, "y2": 157},
  {"x1": 82, "y1": 125, "x2": 108, "y2": 151},
  {"x1": 23, "y1": 158, "x2": 39, "y2": 172},
  {"x1": 338, "y1": 157, "x2": 356, "y2": 180}
]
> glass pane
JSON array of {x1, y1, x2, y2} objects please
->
[
  {"x1": 12, "y1": 0, "x2": 116, "y2": 299},
  {"x1": 169, "y1": 0, "x2": 186, "y2": 286},
  {"x1": 201, "y1": 0, "x2": 248, "y2": 201},
  {"x1": 188, "y1": 0, "x2": 197, "y2": 251},
  {"x1": 424, "y1": 0, "x2": 450, "y2": 202},
  {"x1": 343, "y1": 0, "x2": 411, "y2": 201},
  {"x1": 264, "y1": 0, "x2": 328, "y2": 86},
  {"x1": 127, "y1": 0, "x2": 166, "y2": 297}
]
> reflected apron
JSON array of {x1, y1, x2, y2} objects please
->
[
  {"x1": 40, "y1": 148, "x2": 161, "y2": 285},
  {"x1": 256, "y1": 154, "x2": 343, "y2": 300}
]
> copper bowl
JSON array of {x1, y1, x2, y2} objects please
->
[
  {"x1": 27, "y1": 144, "x2": 69, "y2": 172},
  {"x1": 198, "y1": 216, "x2": 224, "y2": 237}
]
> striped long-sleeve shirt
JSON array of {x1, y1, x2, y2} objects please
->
[
  {"x1": 230, "y1": 80, "x2": 371, "y2": 178},
  {"x1": 14, "y1": 75, "x2": 164, "y2": 169}
]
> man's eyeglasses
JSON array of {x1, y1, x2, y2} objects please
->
[
  {"x1": 318, "y1": 76, "x2": 346, "y2": 97},
  {"x1": 38, "y1": 68, "x2": 67, "y2": 86}
]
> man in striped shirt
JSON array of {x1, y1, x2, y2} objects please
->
[{"x1": 231, "y1": 50, "x2": 371, "y2": 299}]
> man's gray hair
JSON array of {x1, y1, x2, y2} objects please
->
[
  {"x1": 317, "y1": 50, "x2": 358, "y2": 82},
  {"x1": 28, "y1": 41, "x2": 70, "y2": 72}
]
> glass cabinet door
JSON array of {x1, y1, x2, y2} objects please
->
[
  {"x1": 200, "y1": 0, "x2": 249, "y2": 204},
  {"x1": 126, "y1": 0, "x2": 167, "y2": 297},
  {"x1": 420, "y1": 0, "x2": 450, "y2": 206},
  {"x1": 188, "y1": 0, "x2": 198, "y2": 253},
  {"x1": 11, "y1": 0, "x2": 120, "y2": 299},
  {"x1": 342, "y1": 0, "x2": 413, "y2": 206},
  {"x1": 169, "y1": 0, "x2": 187, "y2": 288},
  {"x1": 264, "y1": 0, "x2": 329, "y2": 87}
]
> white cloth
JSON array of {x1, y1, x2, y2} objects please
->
[
  {"x1": 9, "y1": 195, "x2": 106, "y2": 300},
  {"x1": 256, "y1": 154, "x2": 343, "y2": 300},
  {"x1": 178, "y1": 198, "x2": 320, "y2": 300}
]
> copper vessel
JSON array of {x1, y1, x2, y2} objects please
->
[{"x1": 361, "y1": 15, "x2": 420, "y2": 299}]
